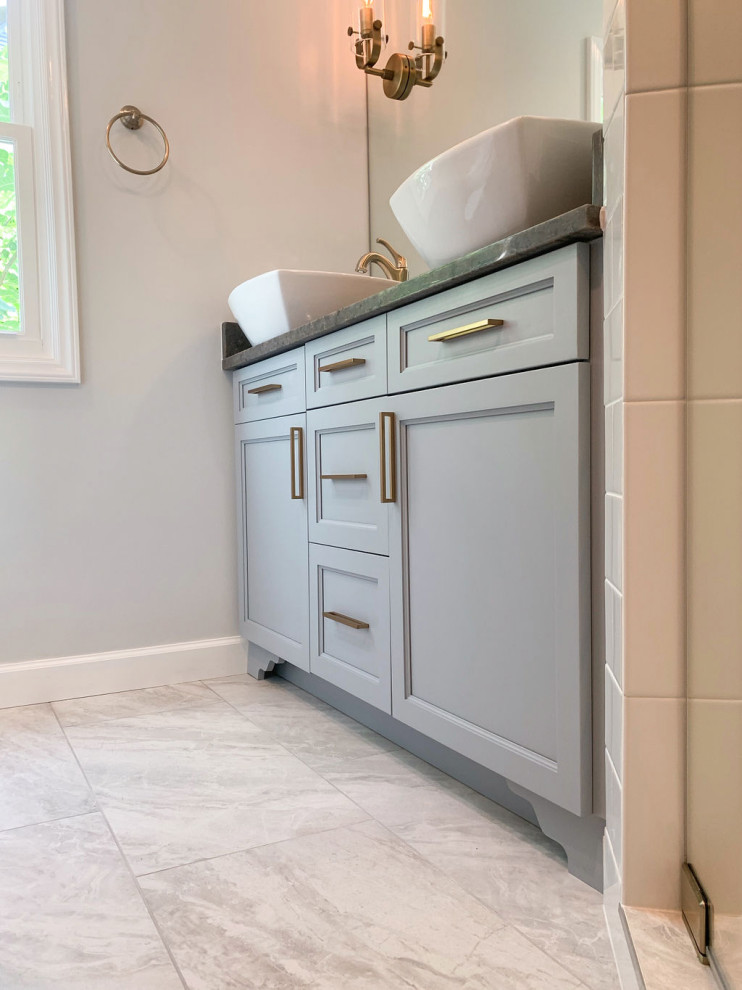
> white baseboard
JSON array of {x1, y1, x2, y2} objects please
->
[{"x1": 0, "y1": 636, "x2": 248, "y2": 709}]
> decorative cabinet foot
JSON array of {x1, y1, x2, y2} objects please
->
[
  {"x1": 247, "y1": 642, "x2": 283, "y2": 680},
  {"x1": 507, "y1": 783, "x2": 605, "y2": 892}
]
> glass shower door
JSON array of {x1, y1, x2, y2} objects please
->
[{"x1": 684, "y1": 11, "x2": 742, "y2": 983}]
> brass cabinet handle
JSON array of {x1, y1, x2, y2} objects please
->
[
  {"x1": 379, "y1": 411, "x2": 397, "y2": 504},
  {"x1": 323, "y1": 610, "x2": 369, "y2": 630},
  {"x1": 320, "y1": 474, "x2": 368, "y2": 481},
  {"x1": 428, "y1": 318, "x2": 505, "y2": 343},
  {"x1": 290, "y1": 426, "x2": 304, "y2": 500},
  {"x1": 319, "y1": 357, "x2": 367, "y2": 373},
  {"x1": 247, "y1": 383, "x2": 283, "y2": 394}
]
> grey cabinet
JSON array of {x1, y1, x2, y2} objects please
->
[
  {"x1": 232, "y1": 244, "x2": 593, "y2": 820},
  {"x1": 235, "y1": 413, "x2": 309, "y2": 670},
  {"x1": 388, "y1": 364, "x2": 591, "y2": 816}
]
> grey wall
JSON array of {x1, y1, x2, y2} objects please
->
[
  {"x1": 0, "y1": 0, "x2": 368, "y2": 665},
  {"x1": 0, "y1": 1, "x2": 601, "y2": 670},
  {"x1": 368, "y1": 0, "x2": 603, "y2": 275}
]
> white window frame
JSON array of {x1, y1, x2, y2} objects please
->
[{"x1": 0, "y1": 0, "x2": 79, "y2": 383}]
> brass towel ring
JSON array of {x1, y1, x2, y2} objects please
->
[{"x1": 105, "y1": 105, "x2": 170, "y2": 176}]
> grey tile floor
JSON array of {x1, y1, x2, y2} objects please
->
[{"x1": 0, "y1": 675, "x2": 620, "y2": 989}]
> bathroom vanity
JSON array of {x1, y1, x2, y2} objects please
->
[{"x1": 224, "y1": 207, "x2": 604, "y2": 888}]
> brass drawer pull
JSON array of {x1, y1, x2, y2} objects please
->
[
  {"x1": 428, "y1": 318, "x2": 505, "y2": 343},
  {"x1": 290, "y1": 426, "x2": 304, "y2": 500},
  {"x1": 323, "y1": 611, "x2": 369, "y2": 630},
  {"x1": 379, "y1": 411, "x2": 397, "y2": 504},
  {"x1": 247, "y1": 383, "x2": 283, "y2": 394},
  {"x1": 320, "y1": 474, "x2": 368, "y2": 481},
  {"x1": 319, "y1": 357, "x2": 367, "y2": 373}
]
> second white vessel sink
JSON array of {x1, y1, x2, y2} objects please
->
[
  {"x1": 390, "y1": 116, "x2": 597, "y2": 270},
  {"x1": 229, "y1": 270, "x2": 390, "y2": 345}
]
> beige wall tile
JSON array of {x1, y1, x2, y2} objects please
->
[
  {"x1": 604, "y1": 95, "x2": 625, "y2": 219},
  {"x1": 603, "y1": 200, "x2": 624, "y2": 319},
  {"x1": 603, "y1": 836, "x2": 646, "y2": 990},
  {"x1": 688, "y1": 84, "x2": 742, "y2": 399},
  {"x1": 605, "y1": 492, "x2": 624, "y2": 592},
  {"x1": 605, "y1": 400, "x2": 624, "y2": 495},
  {"x1": 624, "y1": 402, "x2": 685, "y2": 698},
  {"x1": 624, "y1": 90, "x2": 686, "y2": 401},
  {"x1": 604, "y1": 0, "x2": 626, "y2": 126},
  {"x1": 604, "y1": 299, "x2": 624, "y2": 406},
  {"x1": 606, "y1": 668, "x2": 624, "y2": 779},
  {"x1": 689, "y1": 0, "x2": 742, "y2": 86},
  {"x1": 688, "y1": 400, "x2": 742, "y2": 700},
  {"x1": 603, "y1": 0, "x2": 620, "y2": 41},
  {"x1": 626, "y1": 0, "x2": 687, "y2": 93},
  {"x1": 687, "y1": 700, "x2": 742, "y2": 914},
  {"x1": 606, "y1": 749, "x2": 623, "y2": 868},
  {"x1": 605, "y1": 579, "x2": 624, "y2": 688},
  {"x1": 623, "y1": 697, "x2": 685, "y2": 909},
  {"x1": 604, "y1": 831, "x2": 620, "y2": 895}
]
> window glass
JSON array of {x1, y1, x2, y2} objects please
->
[
  {"x1": 0, "y1": 2, "x2": 9, "y2": 123},
  {"x1": 0, "y1": 5, "x2": 19, "y2": 333},
  {"x1": 0, "y1": 137, "x2": 19, "y2": 332}
]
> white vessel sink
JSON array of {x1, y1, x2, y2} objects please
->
[
  {"x1": 390, "y1": 116, "x2": 597, "y2": 270},
  {"x1": 228, "y1": 270, "x2": 390, "y2": 345}
]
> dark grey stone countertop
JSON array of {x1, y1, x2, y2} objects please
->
[{"x1": 222, "y1": 204, "x2": 602, "y2": 371}]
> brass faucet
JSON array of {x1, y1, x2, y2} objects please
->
[{"x1": 356, "y1": 238, "x2": 408, "y2": 282}]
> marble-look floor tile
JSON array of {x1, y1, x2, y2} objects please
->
[
  {"x1": 320, "y1": 748, "x2": 502, "y2": 828},
  {"x1": 322, "y1": 749, "x2": 617, "y2": 987},
  {"x1": 53, "y1": 681, "x2": 219, "y2": 727},
  {"x1": 624, "y1": 907, "x2": 717, "y2": 990},
  {"x1": 244, "y1": 701, "x2": 400, "y2": 773},
  {"x1": 204, "y1": 672, "x2": 330, "y2": 714},
  {"x1": 65, "y1": 702, "x2": 369, "y2": 875},
  {"x1": 141, "y1": 819, "x2": 583, "y2": 990},
  {"x1": 394, "y1": 816, "x2": 620, "y2": 990},
  {"x1": 0, "y1": 704, "x2": 95, "y2": 832},
  {"x1": 0, "y1": 813, "x2": 182, "y2": 990}
]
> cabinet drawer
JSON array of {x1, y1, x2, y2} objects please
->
[
  {"x1": 307, "y1": 397, "x2": 392, "y2": 556},
  {"x1": 233, "y1": 348, "x2": 306, "y2": 423},
  {"x1": 387, "y1": 243, "x2": 589, "y2": 393},
  {"x1": 305, "y1": 316, "x2": 387, "y2": 408},
  {"x1": 309, "y1": 544, "x2": 391, "y2": 713}
]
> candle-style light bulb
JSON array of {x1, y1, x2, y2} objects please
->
[
  {"x1": 420, "y1": 0, "x2": 435, "y2": 51},
  {"x1": 359, "y1": 0, "x2": 374, "y2": 37}
]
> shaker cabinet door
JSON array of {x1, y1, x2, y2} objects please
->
[
  {"x1": 389, "y1": 363, "x2": 591, "y2": 815},
  {"x1": 235, "y1": 413, "x2": 309, "y2": 670}
]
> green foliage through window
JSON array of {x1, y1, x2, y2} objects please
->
[{"x1": 0, "y1": 7, "x2": 21, "y2": 334}]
